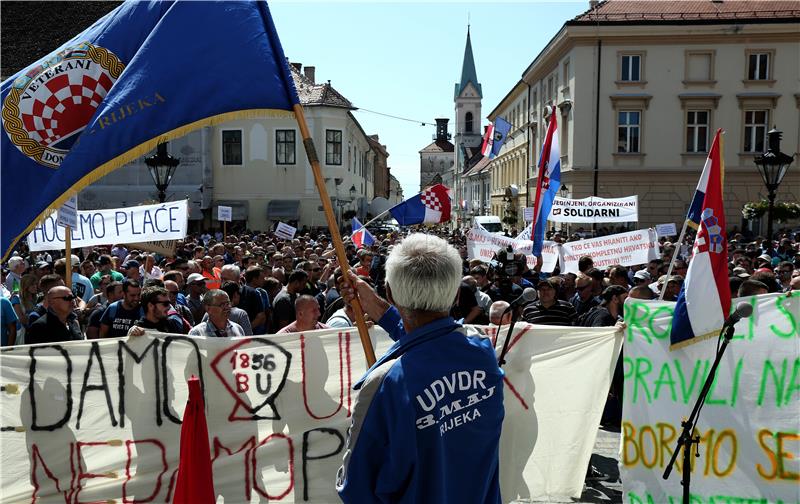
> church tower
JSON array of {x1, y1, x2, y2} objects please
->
[{"x1": 454, "y1": 26, "x2": 482, "y2": 150}]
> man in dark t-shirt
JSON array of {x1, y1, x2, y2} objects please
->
[{"x1": 100, "y1": 280, "x2": 143, "y2": 338}]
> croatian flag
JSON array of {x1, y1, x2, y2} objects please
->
[
  {"x1": 530, "y1": 113, "x2": 560, "y2": 256},
  {"x1": 670, "y1": 129, "x2": 731, "y2": 349},
  {"x1": 351, "y1": 217, "x2": 375, "y2": 249},
  {"x1": 480, "y1": 117, "x2": 512, "y2": 159},
  {"x1": 389, "y1": 184, "x2": 451, "y2": 226}
]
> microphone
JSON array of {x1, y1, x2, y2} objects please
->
[
  {"x1": 723, "y1": 302, "x2": 754, "y2": 329},
  {"x1": 504, "y1": 287, "x2": 537, "y2": 311}
]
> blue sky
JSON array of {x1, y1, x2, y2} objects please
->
[{"x1": 269, "y1": 1, "x2": 589, "y2": 197}]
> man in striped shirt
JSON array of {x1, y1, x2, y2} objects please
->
[{"x1": 522, "y1": 278, "x2": 577, "y2": 326}]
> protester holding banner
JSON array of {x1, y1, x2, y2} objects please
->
[
  {"x1": 335, "y1": 233, "x2": 504, "y2": 503},
  {"x1": 25, "y1": 285, "x2": 83, "y2": 345}
]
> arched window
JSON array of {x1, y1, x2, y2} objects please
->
[{"x1": 465, "y1": 112, "x2": 473, "y2": 133}]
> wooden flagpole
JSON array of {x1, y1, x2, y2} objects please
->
[{"x1": 293, "y1": 104, "x2": 377, "y2": 367}]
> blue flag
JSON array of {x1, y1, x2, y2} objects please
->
[
  {"x1": 1, "y1": 0, "x2": 299, "y2": 257},
  {"x1": 489, "y1": 117, "x2": 512, "y2": 158}
]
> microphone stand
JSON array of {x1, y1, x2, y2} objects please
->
[
  {"x1": 662, "y1": 322, "x2": 736, "y2": 503},
  {"x1": 497, "y1": 305, "x2": 520, "y2": 367}
]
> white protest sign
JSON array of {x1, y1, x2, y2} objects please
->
[
  {"x1": 656, "y1": 222, "x2": 677, "y2": 237},
  {"x1": 622, "y1": 293, "x2": 800, "y2": 503},
  {"x1": 57, "y1": 195, "x2": 78, "y2": 229},
  {"x1": 127, "y1": 239, "x2": 177, "y2": 257},
  {"x1": 0, "y1": 323, "x2": 620, "y2": 503},
  {"x1": 217, "y1": 205, "x2": 232, "y2": 222},
  {"x1": 275, "y1": 221, "x2": 297, "y2": 240},
  {"x1": 560, "y1": 228, "x2": 658, "y2": 273},
  {"x1": 550, "y1": 195, "x2": 639, "y2": 223},
  {"x1": 466, "y1": 226, "x2": 561, "y2": 273},
  {"x1": 27, "y1": 200, "x2": 188, "y2": 251},
  {"x1": 523, "y1": 207, "x2": 534, "y2": 222}
]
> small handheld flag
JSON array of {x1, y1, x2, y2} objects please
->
[
  {"x1": 480, "y1": 117, "x2": 512, "y2": 159},
  {"x1": 389, "y1": 184, "x2": 451, "y2": 226},
  {"x1": 351, "y1": 217, "x2": 375, "y2": 248},
  {"x1": 670, "y1": 130, "x2": 731, "y2": 349},
  {"x1": 530, "y1": 113, "x2": 561, "y2": 256}
]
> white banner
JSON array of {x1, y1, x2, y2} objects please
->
[
  {"x1": 275, "y1": 222, "x2": 297, "y2": 241},
  {"x1": 550, "y1": 196, "x2": 639, "y2": 223},
  {"x1": 622, "y1": 293, "x2": 800, "y2": 503},
  {"x1": 27, "y1": 201, "x2": 188, "y2": 252},
  {"x1": 523, "y1": 207, "x2": 534, "y2": 222},
  {"x1": 0, "y1": 324, "x2": 620, "y2": 503},
  {"x1": 656, "y1": 222, "x2": 677, "y2": 237},
  {"x1": 560, "y1": 228, "x2": 658, "y2": 273},
  {"x1": 466, "y1": 226, "x2": 560, "y2": 273}
]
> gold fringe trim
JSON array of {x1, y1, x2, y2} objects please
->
[
  {"x1": 3, "y1": 108, "x2": 295, "y2": 261},
  {"x1": 669, "y1": 327, "x2": 721, "y2": 351}
]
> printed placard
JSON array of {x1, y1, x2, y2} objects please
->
[
  {"x1": 217, "y1": 205, "x2": 232, "y2": 222},
  {"x1": 656, "y1": 222, "x2": 677, "y2": 237},
  {"x1": 57, "y1": 195, "x2": 78, "y2": 229},
  {"x1": 559, "y1": 228, "x2": 658, "y2": 273},
  {"x1": 550, "y1": 196, "x2": 639, "y2": 223},
  {"x1": 275, "y1": 221, "x2": 297, "y2": 240}
]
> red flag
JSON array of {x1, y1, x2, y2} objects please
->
[{"x1": 172, "y1": 376, "x2": 215, "y2": 504}]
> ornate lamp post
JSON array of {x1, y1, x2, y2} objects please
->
[
  {"x1": 754, "y1": 128, "x2": 794, "y2": 241},
  {"x1": 145, "y1": 142, "x2": 180, "y2": 203}
]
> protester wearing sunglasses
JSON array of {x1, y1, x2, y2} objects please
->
[
  {"x1": 26, "y1": 286, "x2": 83, "y2": 345},
  {"x1": 127, "y1": 287, "x2": 184, "y2": 336}
]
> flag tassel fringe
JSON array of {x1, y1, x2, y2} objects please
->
[{"x1": 669, "y1": 328, "x2": 721, "y2": 351}]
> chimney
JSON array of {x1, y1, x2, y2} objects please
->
[
  {"x1": 290, "y1": 62, "x2": 302, "y2": 72},
  {"x1": 304, "y1": 66, "x2": 315, "y2": 83},
  {"x1": 589, "y1": 0, "x2": 599, "y2": 9}
]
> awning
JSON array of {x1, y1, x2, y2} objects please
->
[
  {"x1": 267, "y1": 200, "x2": 301, "y2": 220},
  {"x1": 212, "y1": 201, "x2": 249, "y2": 221}
]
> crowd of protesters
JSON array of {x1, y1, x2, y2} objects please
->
[{"x1": 1, "y1": 224, "x2": 797, "y2": 351}]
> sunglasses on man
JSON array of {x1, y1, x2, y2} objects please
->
[{"x1": 52, "y1": 294, "x2": 77, "y2": 302}]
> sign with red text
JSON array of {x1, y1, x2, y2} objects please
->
[
  {"x1": 622, "y1": 293, "x2": 800, "y2": 504},
  {"x1": 27, "y1": 200, "x2": 188, "y2": 251},
  {"x1": 0, "y1": 324, "x2": 620, "y2": 502},
  {"x1": 560, "y1": 228, "x2": 658, "y2": 273},
  {"x1": 466, "y1": 226, "x2": 560, "y2": 272}
]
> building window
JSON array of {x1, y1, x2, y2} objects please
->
[
  {"x1": 747, "y1": 52, "x2": 771, "y2": 81},
  {"x1": 222, "y1": 130, "x2": 242, "y2": 165},
  {"x1": 685, "y1": 51, "x2": 714, "y2": 83},
  {"x1": 743, "y1": 110, "x2": 768, "y2": 153},
  {"x1": 686, "y1": 110, "x2": 709, "y2": 153},
  {"x1": 275, "y1": 129, "x2": 295, "y2": 165},
  {"x1": 326, "y1": 129, "x2": 342, "y2": 165},
  {"x1": 617, "y1": 111, "x2": 640, "y2": 153},
  {"x1": 619, "y1": 53, "x2": 643, "y2": 82},
  {"x1": 465, "y1": 112, "x2": 473, "y2": 133}
]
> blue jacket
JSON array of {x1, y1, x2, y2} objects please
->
[{"x1": 337, "y1": 306, "x2": 504, "y2": 503}]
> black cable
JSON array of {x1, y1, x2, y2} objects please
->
[{"x1": 352, "y1": 106, "x2": 436, "y2": 127}]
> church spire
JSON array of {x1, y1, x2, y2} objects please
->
[{"x1": 454, "y1": 26, "x2": 482, "y2": 99}]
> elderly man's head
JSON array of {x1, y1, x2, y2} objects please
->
[
  {"x1": 385, "y1": 234, "x2": 461, "y2": 314},
  {"x1": 294, "y1": 295, "x2": 321, "y2": 330},
  {"x1": 489, "y1": 301, "x2": 511, "y2": 325},
  {"x1": 203, "y1": 289, "x2": 232, "y2": 321}
]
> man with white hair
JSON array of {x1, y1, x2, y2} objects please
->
[
  {"x1": 488, "y1": 300, "x2": 512, "y2": 326},
  {"x1": 336, "y1": 233, "x2": 504, "y2": 503},
  {"x1": 5, "y1": 256, "x2": 26, "y2": 292}
]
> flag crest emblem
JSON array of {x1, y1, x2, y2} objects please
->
[{"x1": 2, "y1": 42, "x2": 125, "y2": 168}]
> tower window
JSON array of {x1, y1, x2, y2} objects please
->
[{"x1": 465, "y1": 112, "x2": 473, "y2": 133}]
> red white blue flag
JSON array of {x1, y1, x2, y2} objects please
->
[
  {"x1": 670, "y1": 129, "x2": 731, "y2": 348},
  {"x1": 389, "y1": 184, "x2": 451, "y2": 226},
  {"x1": 480, "y1": 117, "x2": 512, "y2": 159},
  {"x1": 351, "y1": 217, "x2": 375, "y2": 249},
  {"x1": 530, "y1": 113, "x2": 560, "y2": 256}
]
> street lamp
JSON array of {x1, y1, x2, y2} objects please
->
[
  {"x1": 145, "y1": 142, "x2": 180, "y2": 203},
  {"x1": 754, "y1": 128, "x2": 794, "y2": 241}
]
